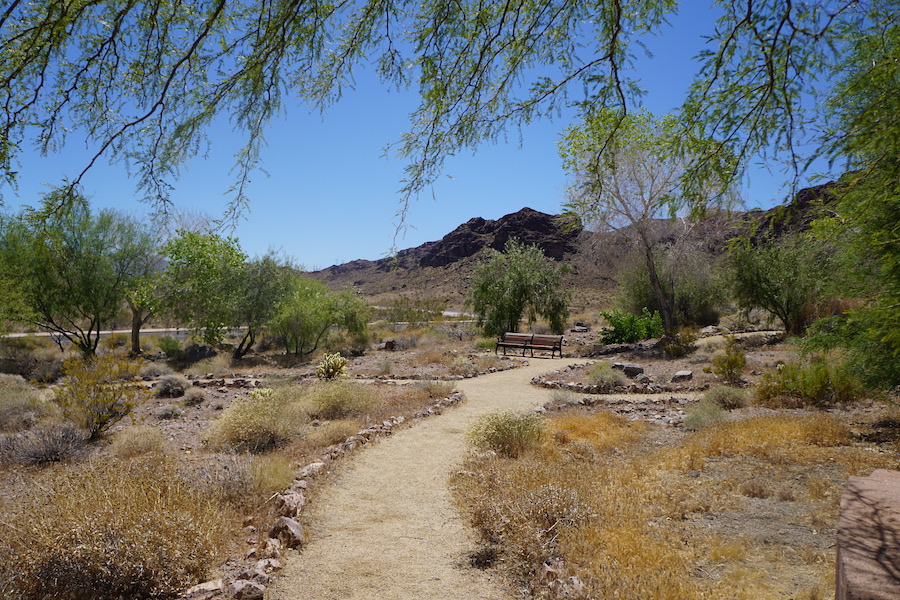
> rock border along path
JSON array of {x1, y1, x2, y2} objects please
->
[{"x1": 267, "y1": 360, "x2": 579, "y2": 600}]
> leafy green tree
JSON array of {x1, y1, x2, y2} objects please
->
[
  {"x1": 270, "y1": 277, "x2": 369, "y2": 356},
  {"x1": 561, "y1": 109, "x2": 737, "y2": 331},
  {"x1": 161, "y1": 231, "x2": 247, "y2": 346},
  {"x1": 468, "y1": 239, "x2": 570, "y2": 336},
  {"x1": 728, "y1": 236, "x2": 831, "y2": 337},
  {"x1": 0, "y1": 191, "x2": 158, "y2": 356},
  {"x1": 231, "y1": 252, "x2": 296, "y2": 359}
]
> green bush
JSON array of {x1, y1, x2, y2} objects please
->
[
  {"x1": 661, "y1": 327, "x2": 699, "y2": 358},
  {"x1": 54, "y1": 355, "x2": 150, "y2": 440},
  {"x1": 711, "y1": 336, "x2": 747, "y2": 384},
  {"x1": 474, "y1": 337, "x2": 497, "y2": 350},
  {"x1": 205, "y1": 387, "x2": 306, "y2": 452},
  {"x1": 701, "y1": 386, "x2": 748, "y2": 410},
  {"x1": 467, "y1": 411, "x2": 545, "y2": 458},
  {"x1": 304, "y1": 379, "x2": 379, "y2": 420},
  {"x1": 588, "y1": 363, "x2": 626, "y2": 391},
  {"x1": 755, "y1": 359, "x2": 861, "y2": 407},
  {"x1": 0, "y1": 458, "x2": 230, "y2": 600},
  {"x1": 156, "y1": 336, "x2": 184, "y2": 360},
  {"x1": 684, "y1": 399, "x2": 727, "y2": 431},
  {"x1": 598, "y1": 308, "x2": 663, "y2": 344},
  {"x1": 316, "y1": 352, "x2": 349, "y2": 381}
]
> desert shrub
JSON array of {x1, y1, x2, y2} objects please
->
[
  {"x1": 711, "y1": 335, "x2": 746, "y2": 384},
  {"x1": 205, "y1": 387, "x2": 306, "y2": 452},
  {"x1": 316, "y1": 352, "x2": 348, "y2": 381},
  {"x1": 182, "y1": 386, "x2": 206, "y2": 407},
  {"x1": 755, "y1": 359, "x2": 861, "y2": 407},
  {"x1": 109, "y1": 425, "x2": 166, "y2": 459},
  {"x1": 0, "y1": 458, "x2": 230, "y2": 600},
  {"x1": 684, "y1": 400, "x2": 727, "y2": 431},
  {"x1": 249, "y1": 453, "x2": 296, "y2": 496},
  {"x1": 139, "y1": 361, "x2": 172, "y2": 378},
  {"x1": 183, "y1": 353, "x2": 232, "y2": 377},
  {"x1": 474, "y1": 355, "x2": 501, "y2": 371},
  {"x1": 548, "y1": 389, "x2": 580, "y2": 406},
  {"x1": 701, "y1": 385, "x2": 748, "y2": 410},
  {"x1": 547, "y1": 412, "x2": 646, "y2": 453},
  {"x1": 0, "y1": 374, "x2": 42, "y2": 432},
  {"x1": 156, "y1": 335, "x2": 184, "y2": 360},
  {"x1": 376, "y1": 358, "x2": 392, "y2": 375},
  {"x1": 661, "y1": 327, "x2": 699, "y2": 358},
  {"x1": 0, "y1": 421, "x2": 87, "y2": 465},
  {"x1": 304, "y1": 379, "x2": 378, "y2": 420},
  {"x1": 156, "y1": 373, "x2": 190, "y2": 398},
  {"x1": 449, "y1": 356, "x2": 477, "y2": 376},
  {"x1": 588, "y1": 363, "x2": 626, "y2": 391},
  {"x1": 467, "y1": 411, "x2": 545, "y2": 458},
  {"x1": 99, "y1": 332, "x2": 128, "y2": 351},
  {"x1": 54, "y1": 355, "x2": 150, "y2": 440},
  {"x1": 474, "y1": 337, "x2": 497, "y2": 350},
  {"x1": 598, "y1": 308, "x2": 663, "y2": 344}
]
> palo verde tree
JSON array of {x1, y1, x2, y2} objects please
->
[
  {"x1": 269, "y1": 277, "x2": 369, "y2": 356},
  {"x1": 231, "y1": 251, "x2": 296, "y2": 359},
  {"x1": 560, "y1": 109, "x2": 738, "y2": 332},
  {"x1": 0, "y1": 190, "x2": 158, "y2": 356},
  {"x1": 468, "y1": 238, "x2": 570, "y2": 337}
]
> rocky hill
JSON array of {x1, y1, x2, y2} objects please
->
[{"x1": 310, "y1": 183, "x2": 837, "y2": 311}]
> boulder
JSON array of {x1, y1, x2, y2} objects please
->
[
  {"x1": 612, "y1": 362, "x2": 644, "y2": 378},
  {"x1": 275, "y1": 491, "x2": 306, "y2": 517},
  {"x1": 183, "y1": 579, "x2": 224, "y2": 600},
  {"x1": 296, "y1": 461, "x2": 326, "y2": 479},
  {"x1": 269, "y1": 516, "x2": 304, "y2": 549},
  {"x1": 671, "y1": 370, "x2": 693, "y2": 383},
  {"x1": 228, "y1": 579, "x2": 265, "y2": 600}
]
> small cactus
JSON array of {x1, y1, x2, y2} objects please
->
[{"x1": 316, "y1": 353, "x2": 348, "y2": 381}]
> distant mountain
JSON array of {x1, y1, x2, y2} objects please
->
[{"x1": 309, "y1": 183, "x2": 838, "y2": 310}]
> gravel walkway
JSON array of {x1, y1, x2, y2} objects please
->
[{"x1": 267, "y1": 359, "x2": 578, "y2": 600}]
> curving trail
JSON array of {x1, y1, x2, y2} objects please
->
[{"x1": 266, "y1": 359, "x2": 580, "y2": 600}]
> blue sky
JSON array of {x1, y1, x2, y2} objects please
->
[{"x1": 5, "y1": 4, "x2": 819, "y2": 270}]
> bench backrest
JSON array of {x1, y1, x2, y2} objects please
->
[
  {"x1": 500, "y1": 332, "x2": 533, "y2": 343},
  {"x1": 531, "y1": 334, "x2": 563, "y2": 347}
]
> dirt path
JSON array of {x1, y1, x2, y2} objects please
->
[{"x1": 267, "y1": 359, "x2": 580, "y2": 600}]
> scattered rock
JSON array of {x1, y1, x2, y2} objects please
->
[
  {"x1": 274, "y1": 491, "x2": 306, "y2": 518},
  {"x1": 182, "y1": 579, "x2": 224, "y2": 600},
  {"x1": 296, "y1": 461, "x2": 326, "y2": 479},
  {"x1": 612, "y1": 362, "x2": 645, "y2": 378},
  {"x1": 228, "y1": 579, "x2": 265, "y2": 600},
  {"x1": 269, "y1": 516, "x2": 304, "y2": 549},
  {"x1": 671, "y1": 370, "x2": 693, "y2": 383}
]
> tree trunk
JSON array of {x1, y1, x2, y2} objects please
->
[
  {"x1": 643, "y1": 243, "x2": 675, "y2": 332},
  {"x1": 233, "y1": 329, "x2": 255, "y2": 360}
]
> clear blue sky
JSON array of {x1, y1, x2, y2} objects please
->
[{"x1": 5, "y1": 4, "x2": 820, "y2": 270}]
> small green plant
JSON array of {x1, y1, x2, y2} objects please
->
[
  {"x1": 205, "y1": 387, "x2": 306, "y2": 452},
  {"x1": 54, "y1": 355, "x2": 150, "y2": 440},
  {"x1": 712, "y1": 335, "x2": 747, "y2": 384},
  {"x1": 474, "y1": 337, "x2": 497, "y2": 351},
  {"x1": 588, "y1": 363, "x2": 626, "y2": 391},
  {"x1": 684, "y1": 399, "x2": 727, "y2": 431},
  {"x1": 661, "y1": 327, "x2": 699, "y2": 358},
  {"x1": 449, "y1": 356, "x2": 478, "y2": 376},
  {"x1": 467, "y1": 411, "x2": 545, "y2": 458},
  {"x1": 755, "y1": 359, "x2": 861, "y2": 407},
  {"x1": 156, "y1": 374, "x2": 190, "y2": 398},
  {"x1": 598, "y1": 308, "x2": 663, "y2": 344},
  {"x1": 156, "y1": 336, "x2": 184, "y2": 360},
  {"x1": 701, "y1": 386, "x2": 748, "y2": 410},
  {"x1": 376, "y1": 358, "x2": 393, "y2": 376},
  {"x1": 316, "y1": 352, "x2": 349, "y2": 381}
]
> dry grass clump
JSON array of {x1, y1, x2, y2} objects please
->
[
  {"x1": 467, "y1": 411, "x2": 545, "y2": 458},
  {"x1": 288, "y1": 419, "x2": 361, "y2": 458},
  {"x1": 205, "y1": 387, "x2": 306, "y2": 452},
  {"x1": 156, "y1": 373, "x2": 190, "y2": 398},
  {"x1": 139, "y1": 361, "x2": 172, "y2": 378},
  {"x1": 702, "y1": 385, "x2": 749, "y2": 409},
  {"x1": 0, "y1": 421, "x2": 87, "y2": 465},
  {"x1": 303, "y1": 379, "x2": 379, "y2": 420},
  {"x1": 588, "y1": 362, "x2": 626, "y2": 390},
  {"x1": 0, "y1": 374, "x2": 43, "y2": 432},
  {"x1": 449, "y1": 355, "x2": 477, "y2": 375},
  {"x1": 0, "y1": 458, "x2": 231, "y2": 600},
  {"x1": 249, "y1": 453, "x2": 297, "y2": 496},
  {"x1": 684, "y1": 399, "x2": 728, "y2": 431},
  {"x1": 546, "y1": 411, "x2": 646, "y2": 453},
  {"x1": 183, "y1": 353, "x2": 232, "y2": 377},
  {"x1": 109, "y1": 424, "x2": 167, "y2": 459},
  {"x1": 182, "y1": 386, "x2": 206, "y2": 406}
]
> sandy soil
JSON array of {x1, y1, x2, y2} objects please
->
[{"x1": 267, "y1": 359, "x2": 577, "y2": 600}]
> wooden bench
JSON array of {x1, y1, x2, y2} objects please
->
[{"x1": 495, "y1": 332, "x2": 563, "y2": 358}]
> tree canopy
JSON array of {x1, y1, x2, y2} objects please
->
[{"x1": 2, "y1": 1, "x2": 893, "y2": 217}]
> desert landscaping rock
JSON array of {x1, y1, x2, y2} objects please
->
[
  {"x1": 671, "y1": 370, "x2": 693, "y2": 383},
  {"x1": 269, "y1": 516, "x2": 304, "y2": 549},
  {"x1": 228, "y1": 579, "x2": 265, "y2": 600},
  {"x1": 613, "y1": 362, "x2": 645, "y2": 377}
]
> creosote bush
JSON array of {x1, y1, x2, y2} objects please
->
[
  {"x1": 54, "y1": 355, "x2": 150, "y2": 440},
  {"x1": 712, "y1": 335, "x2": 746, "y2": 384},
  {"x1": 467, "y1": 411, "x2": 545, "y2": 458},
  {"x1": 661, "y1": 327, "x2": 699, "y2": 358},
  {"x1": 701, "y1": 385, "x2": 748, "y2": 410},
  {"x1": 588, "y1": 363, "x2": 626, "y2": 391},
  {"x1": 0, "y1": 458, "x2": 231, "y2": 600}
]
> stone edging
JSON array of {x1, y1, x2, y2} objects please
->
[
  {"x1": 177, "y1": 389, "x2": 466, "y2": 600},
  {"x1": 531, "y1": 362, "x2": 710, "y2": 395}
]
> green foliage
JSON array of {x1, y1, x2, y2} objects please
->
[
  {"x1": 316, "y1": 353, "x2": 349, "y2": 381},
  {"x1": 54, "y1": 355, "x2": 150, "y2": 440},
  {"x1": 304, "y1": 379, "x2": 379, "y2": 421},
  {"x1": 468, "y1": 238, "x2": 570, "y2": 337},
  {"x1": 0, "y1": 459, "x2": 230, "y2": 600},
  {"x1": 684, "y1": 400, "x2": 727, "y2": 432},
  {"x1": 588, "y1": 363, "x2": 626, "y2": 391},
  {"x1": 381, "y1": 295, "x2": 444, "y2": 327},
  {"x1": 661, "y1": 327, "x2": 699, "y2": 359},
  {"x1": 156, "y1": 336, "x2": 184, "y2": 360},
  {"x1": 162, "y1": 231, "x2": 247, "y2": 346},
  {"x1": 701, "y1": 386, "x2": 748, "y2": 410},
  {"x1": 270, "y1": 277, "x2": 369, "y2": 356},
  {"x1": 598, "y1": 308, "x2": 663, "y2": 344},
  {"x1": 0, "y1": 192, "x2": 159, "y2": 356},
  {"x1": 755, "y1": 360, "x2": 862, "y2": 408},
  {"x1": 729, "y1": 236, "x2": 831, "y2": 336},
  {"x1": 467, "y1": 411, "x2": 546, "y2": 459},
  {"x1": 474, "y1": 337, "x2": 497, "y2": 351},
  {"x1": 205, "y1": 387, "x2": 305, "y2": 453},
  {"x1": 711, "y1": 336, "x2": 746, "y2": 384},
  {"x1": 231, "y1": 251, "x2": 296, "y2": 359}
]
